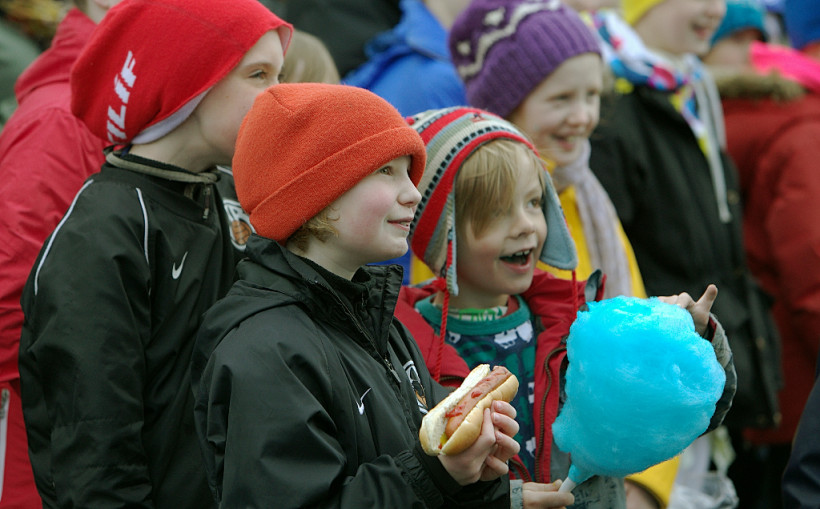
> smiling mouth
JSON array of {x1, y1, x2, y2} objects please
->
[
  {"x1": 389, "y1": 219, "x2": 413, "y2": 230},
  {"x1": 553, "y1": 135, "x2": 584, "y2": 150},
  {"x1": 500, "y1": 249, "x2": 532, "y2": 265},
  {"x1": 693, "y1": 23, "x2": 716, "y2": 39}
]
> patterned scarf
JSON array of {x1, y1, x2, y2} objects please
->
[
  {"x1": 551, "y1": 141, "x2": 632, "y2": 299},
  {"x1": 593, "y1": 10, "x2": 732, "y2": 223}
]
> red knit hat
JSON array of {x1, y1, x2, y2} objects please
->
[
  {"x1": 232, "y1": 83, "x2": 427, "y2": 243},
  {"x1": 71, "y1": 0, "x2": 292, "y2": 145}
]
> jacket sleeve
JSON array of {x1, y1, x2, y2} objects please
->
[
  {"x1": 705, "y1": 316, "x2": 737, "y2": 432},
  {"x1": 18, "y1": 182, "x2": 155, "y2": 508},
  {"x1": 0, "y1": 107, "x2": 104, "y2": 382},
  {"x1": 196, "y1": 309, "x2": 508, "y2": 509},
  {"x1": 782, "y1": 372, "x2": 820, "y2": 509}
]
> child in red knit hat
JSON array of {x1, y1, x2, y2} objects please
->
[
  {"x1": 17, "y1": 0, "x2": 291, "y2": 507},
  {"x1": 190, "y1": 83, "x2": 520, "y2": 508}
]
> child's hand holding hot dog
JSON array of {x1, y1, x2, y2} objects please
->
[
  {"x1": 420, "y1": 364, "x2": 521, "y2": 484},
  {"x1": 439, "y1": 401, "x2": 520, "y2": 485}
]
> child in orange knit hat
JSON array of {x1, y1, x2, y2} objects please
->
[{"x1": 191, "y1": 83, "x2": 521, "y2": 508}]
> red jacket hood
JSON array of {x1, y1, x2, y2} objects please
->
[{"x1": 15, "y1": 8, "x2": 95, "y2": 103}]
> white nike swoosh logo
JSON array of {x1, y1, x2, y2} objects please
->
[
  {"x1": 172, "y1": 252, "x2": 188, "y2": 280},
  {"x1": 356, "y1": 388, "x2": 371, "y2": 415}
]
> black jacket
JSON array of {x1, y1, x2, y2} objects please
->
[
  {"x1": 589, "y1": 86, "x2": 781, "y2": 429},
  {"x1": 191, "y1": 235, "x2": 510, "y2": 508},
  {"x1": 782, "y1": 357, "x2": 820, "y2": 509},
  {"x1": 783, "y1": 370, "x2": 820, "y2": 509},
  {"x1": 18, "y1": 151, "x2": 243, "y2": 508}
]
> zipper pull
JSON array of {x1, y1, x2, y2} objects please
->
[
  {"x1": 384, "y1": 356, "x2": 402, "y2": 384},
  {"x1": 0, "y1": 388, "x2": 9, "y2": 419},
  {"x1": 202, "y1": 185, "x2": 212, "y2": 220}
]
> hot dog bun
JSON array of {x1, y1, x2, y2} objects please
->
[{"x1": 420, "y1": 364, "x2": 519, "y2": 456}]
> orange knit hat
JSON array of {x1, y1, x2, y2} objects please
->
[{"x1": 232, "y1": 83, "x2": 427, "y2": 243}]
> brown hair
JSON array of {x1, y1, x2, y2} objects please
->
[
  {"x1": 281, "y1": 29, "x2": 341, "y2": 84},
  {"x1": 455, "y1": 138, "x2": 545, "y2": 237}
]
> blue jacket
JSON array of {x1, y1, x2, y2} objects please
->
[{"x1": 343, "y1": 0, "x2": 467, "y2": 117}]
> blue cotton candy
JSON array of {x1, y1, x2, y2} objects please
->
[{"x1": 552, "y1": 296, "x2": 725, "y2": 485}]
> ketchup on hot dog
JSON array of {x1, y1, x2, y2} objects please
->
[{"x1": 443, "y1": 366, "x2": 512, "y2": 438}]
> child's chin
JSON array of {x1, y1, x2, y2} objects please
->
[{"x1": 506, "y1": 275, "x2": 535, "y2": 295}]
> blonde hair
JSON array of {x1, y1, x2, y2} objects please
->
[
  {"x1": 281, "y1": 29, "x2": 341, "y2": 84},
  {"x1": 286, "y1": 207, "x2": 338, "y2": 252},
  {"x1": 455, "y1": 139, "x2": 546, "y2": 237}
]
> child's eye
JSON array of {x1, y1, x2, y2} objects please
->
[
  {"x1": 250, "y1": 70, "x2": 268, "y2": 80},
  {"x1": 529, "y1": 197, "x2": 543, "y2": 208},
  {"x1": 377, "y1": 166, "x2": 392, "y2": 175}
]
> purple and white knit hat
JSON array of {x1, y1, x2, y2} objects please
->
[
  {"x1": 448, "y1": 0, "x2": 601, "y2": 118},
  {"x1": 407, "y1": 106, "x2": 578, "y2": 298}
]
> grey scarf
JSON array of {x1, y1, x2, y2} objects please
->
[{"x1": 550, "y1": 141, "x2": 634, "y2": 299}]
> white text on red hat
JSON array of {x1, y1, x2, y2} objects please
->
[{"x1": 107, "y1": 51, "x2": 137, "y2": 143}]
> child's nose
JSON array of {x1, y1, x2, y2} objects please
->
[
  {"x1": 511, "y1": 208, "x2": 537, "y2": 237},
  {"x1": 705, "y1": 0, "x2": 726, "y2": 19},
  {"x1": 400, "y1": 177, "x2": 422, "y2": 207},
  {"x1": 567, "y1": 101, "x2": 593, "y2": 126}
]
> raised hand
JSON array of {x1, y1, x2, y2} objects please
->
[{"x1": 658, "y1": 284, "x2": 718, "y2": 336}]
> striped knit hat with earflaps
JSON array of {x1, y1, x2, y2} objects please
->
[{"x1": 406, "y1": 107, "x2": 577, "y2": 379}]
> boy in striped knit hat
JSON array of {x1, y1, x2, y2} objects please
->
[{"x1": 395, "y1": 106, "x2": 735, "y2": 509}]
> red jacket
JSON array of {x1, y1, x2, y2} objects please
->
[
  {"x1": 0, "y1": 8, "x2": 106, "y2": 382},
  {"x1": 395, "y1": 270, "x2": 592, "y2": 482},
  {"x1": 720, "y1": 70, "x2": 820, "y2": 443}
]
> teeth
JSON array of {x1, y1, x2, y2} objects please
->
[{"x1": 501, "y1": 250, "x2": 531, "y2": 260}]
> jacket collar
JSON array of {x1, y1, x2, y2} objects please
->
[{"x1": 243, "y1": 235, "x2": 404, "y2": 355}]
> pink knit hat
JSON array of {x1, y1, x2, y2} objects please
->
[{"x1": 71, "y1": 0, "x2": 292, "y2": 145}]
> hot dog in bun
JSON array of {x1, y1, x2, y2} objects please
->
[{"x1": 420, "y1": 364, "x2": 519, "y2": 456}]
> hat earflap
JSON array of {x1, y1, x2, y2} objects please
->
[{"x1": 540, "y1": 166, "x2": 578, "y2": 271}]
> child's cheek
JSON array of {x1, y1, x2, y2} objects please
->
[{"x1": 347, "y1": 199, "x2": 393, "y2": 238}]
